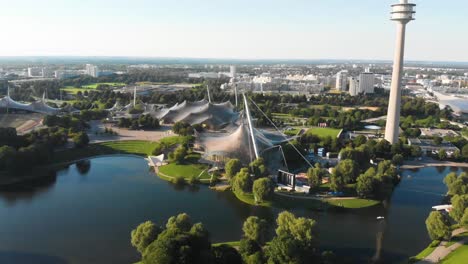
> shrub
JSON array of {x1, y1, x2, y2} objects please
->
[{"x1": 173, "y1": 176, "x2": 186, "y2": 185}]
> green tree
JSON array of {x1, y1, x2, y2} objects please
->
[
  {"x1": 444, "y1": 172, "x2": 458, "y2": 188},
  {"x1": 142, "y1": 213, "x2": 212, "y2": 264},
  {"x1": 356, "y1": 168, "x2": 376, "y2": 198},
  {"x1": 438, "y1": 149, "x2": 447, "y2": 160},
  {"x1": 462, "y1": 144, "x2": 468, "y2": 159},
  {"x1": 449, "y1": 195, "x2": 468, "y2": 223},
  {"x1": 225, "y1": 159, "x2": 242, "y2": 179},
  {"x1": 212, "y1": 244, "x2": 243, "y2": 264},
  {"x1": 131, "y1": 221, "x2": 161, "y2": 255},
  {"x1": 392, "y1": 154, "x2": 404, "y2": 166},
  {"x1": 232, "y1": 168, "x2": 252, "y2": 193},
  {"x1": 275, "y1": 211, "x2": 316, "y2": 245},
  {"x1": 249, "y1": 158, "x2": 267, "y2": 178},
  {"x1": 169, "y1": 145, "x2": 187, "y2": 164},
  {"x1": 330, "y1": 170, "x2": 345, "y2": 192},
  {"x1": 0, "y1": 145, "x2": 16, "y2": 170},
  {"x1": 335, "y1": 159, "x2": 359, "y2": 183},
  {"x1": 73, "y1": 132, "x2": 89, "y2": 148},
  {"x1": 307, "y1": 163, "x2": 326, "y2": 189},
  {"x1": 354, "y1": 135, "x2": 367, "y2": 147},
  {"x1": 460, "y1": 208, "x2": 468, "y2": 229},
  {"x1": 425, "y1": 211, "x2": 451, "y2": 241},
  {"x1": 252, "y1": 178, "x2": 274, "y2": 202},
  {"x1": 267, "y1": 211, "x2": 318, "y2": 264},
  {"x1": 166, "y1": 213, "x2": 192, "y2": 231},
  {"x1": 433, "y1": 136, "x2": 443, "y2": 146},
  {"x1": 242, "y1": 216, "x2": 268, "y2": 245}
]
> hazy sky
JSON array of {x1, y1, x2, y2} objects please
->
[{"x1": 0, "y1": 0, "x2": 467, "y2": 61}]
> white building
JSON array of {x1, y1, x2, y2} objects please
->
[
  {"x1": 28, "y1": 67, "x2": 44, "y2": 78},
  {"x1": 349, "y1": 77, "x2": 359, "y2": 96},
  {"x1": 230, "y1": 65, "x2": 236, "y2": 78},
  {"x1": 335, "y1": 70, "x2": 348, "y2": 91},
  {"x1": 85, "y1": 64, "x2": 99, "y2": 77},
  {"x1": 359, "y1": 68, "x2": 375, "y2": 94}
]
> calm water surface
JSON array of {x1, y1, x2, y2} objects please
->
[{"x1": 0, "y1": 156, "x2": 465, "y2": 264}]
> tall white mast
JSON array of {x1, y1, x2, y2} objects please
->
[
  {"x1": 234, "y1": 84, "x2": 238, "y2": 107},
  {"x1": 243, "y1": 93, "x2": 259, "y2": 160},
  {"x1": 384, "y1": 0, "x2": 416, "y2": 144},
  {"x1": 206, "y1": 85, "x2": 212, "y2": 103}
]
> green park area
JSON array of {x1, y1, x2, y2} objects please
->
[
  {"x1": 158, "y1": 161, "x2": 210, "y2": 182},
  {"x1": 442, "y1": 244, "x2": 468, "y2": 263},
  {"x1": 61, "y1": 82, "x2": 126, "y2": 94},
  {"x1": 232, "y1": 188, "x2": 380, "y2": 210},
  {"x1": 304, "y1": 127, "x2": 341, "y2": 138},
  {"x1": 51, "y1": 140, "x2": 159, "y2": 164},
  {"x1": 51, "y1": 136, "x2": 186, "y2": 165}
]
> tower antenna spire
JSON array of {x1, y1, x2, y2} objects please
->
[{"x1": 384, "y1": 0, "x2": 416, "y2": 144}]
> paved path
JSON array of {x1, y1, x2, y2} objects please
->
[
  {"x1": 87, "y1": 120, "x2": 174, "y2": 143},
  {"x1": 401, "y1": 159, "x2": 468, "y2": 169},
  {"x1": 416, "y1": 228, "x2": 467, "y2": 264}
]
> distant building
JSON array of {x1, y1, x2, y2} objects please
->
[
  {"x1": 349, "y1": 77, "x2": 359, "y2": 96},
  {"x1": 188, "y1": 72, "x2": 220, "y2": 79},
  {"x1": 359, "y1": 68, "x2": 375, "y2": 94},
  {"x1": 230, "y1": 65, "x2": 236, "y2": 78},
  {"x1": 407, "y1": 138, "x2": 459, "y2": 156},
  {"x1": 85, "y1": 64, "x2": 99, "y2": 77},
  {"x1": 27, "y1": 67, "x2": 44, "y2": 78},
  {"x1": 55, "y1": 70, "x2": 82, "y2": 79},
  {"x1": 335, "y1": 70, "x2": 348, "y2": 91}
]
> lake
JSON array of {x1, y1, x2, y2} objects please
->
[{"x1": 0, "y1": 155, "x2": 465, "y2": 264}]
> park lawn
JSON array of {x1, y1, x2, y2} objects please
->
[
  {"x1": 158, "y1": 163, "x2": 210, "y2": 180},
  {"x1": 305, "y1": 127, "x2": 341, "y2": 139},
  {"x1": 233, "y1": 189, "x2": 273, "y2": 207},
  {"x1": 212, "y1": 241, "x2": 241, "y2": 247},
  {"x1": 410, "y1": 244, "x2": 438, "y2": 262},
  {"x1": 51, "y1": 140, "x2": 161, "y2": 164},
  {"x1": 326, "y1": 198, "x2": 380, "y2": 209},
  {"x1": 284, "y1": 128, "x2": 301, "y2": 136},
  {"x1": 159, "y1": 135, "x2": 190, "y2": 146},
  {"x1": 233, "y1": 187, "x2": 379, "y2": 210},
  {"x1": 82, "y1": 82, "x2": 126, "y2": 89},
  {"x1": 441, "y1": 244, "x2": 468, "y2": 264},
  {"x1": 61, "y1": 83, "x2": 126, "y2": 94},
  {"x1": 445, "y1": 232, "x2": 468, "y2": 247}
]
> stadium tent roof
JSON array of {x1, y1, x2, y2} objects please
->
[
  {"x1": 155, "y1": 100, "x2": 239, "y2": 129},
  {"x1": 197, "y1": 118, "x2": 286, "y2": 164},
  {"x1": 0, "y1": 96, "x2": 63, "y2": 115}
]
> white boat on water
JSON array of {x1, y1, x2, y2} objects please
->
[{"x1": 377, "y1": 216, "x2": 385, "y2": 220}]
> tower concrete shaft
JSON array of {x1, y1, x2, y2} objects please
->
[{"x1": 384, "y1": 0, "x2": 415, "y2": 144}]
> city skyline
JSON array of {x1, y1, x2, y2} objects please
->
[{"x1": 1, "y1": 0, "x2": 467, "y2": 61}]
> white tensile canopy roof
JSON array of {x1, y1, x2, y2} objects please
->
[{"x1": 154, "y1": 99, "x2": 239, "y2": 129}]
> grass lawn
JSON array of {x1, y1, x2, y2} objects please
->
[
  {"x1": 51, "y1": 140, "x2": 169, "y2": 164},
  {"x1": 212, "y1": 241, "x2": 241, "y2": 247},
  {"x1": 326, "y1": 198, "x2": 380, "y2": 209},
  {"x1": 410, "y1": 244, "x2": 438, "y2": 263},
  {"x1": 441, "y1": 244, "x2": 468, "y2": 264},
  {"x1": 445, "y1": 232, "x2": 468, "y2": 248},
  {"x1": 284, "y1": 128, "x2": 301, "y2": 136},
  {"x1": 233, "y1": 188, "x2": 378, "y2": 210},
  {"x1": 158, "y1": 163, "x2": 210, "y2": 180},
  {"x1": 305, "y1": 127, "x2": 341, "y2": 139},
  {"x1": 61, "y1": 82, "x2": 126, "y2": 94}
]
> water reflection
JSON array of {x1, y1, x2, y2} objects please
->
[
  {"x1": 0, "y1": 156, "x2": 466, "y2": 264},
  {"x1": 0, "y1": 170, "x2": 57, "y2": 205},
  {"x1": 75, "y1": 160, "x2": 91, "y2": 175}
]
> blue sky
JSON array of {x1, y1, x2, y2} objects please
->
[{"x1": 0, "y1": 0, "x2": 467, "y2": 61}]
